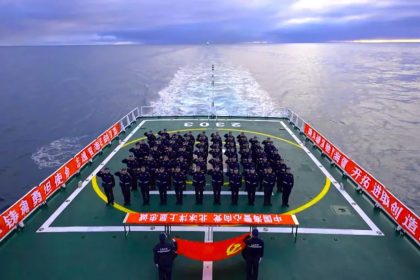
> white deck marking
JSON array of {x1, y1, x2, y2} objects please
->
[
  {"x1": 149, "y1": 190, "x2": 266, "y2": 196},
  {"x1": 37, "y1": 120, "x2": 146, "y2": 231},
  {"x1": 39, "y1": 118, "x2": 382, "y2": 240},
  {"x1": 280, "y1": 121, "x2": 383, "y2": 235},
  {"x1": 39, "y1": 225, "x2": 379, "y2": 236},
  {"x1": 203, "y1": 227, "x2": 213, "y2": 280}
]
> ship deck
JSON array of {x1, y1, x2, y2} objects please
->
[{"x1": 1, "y1": 117, "x2": 419, "y2": 279}]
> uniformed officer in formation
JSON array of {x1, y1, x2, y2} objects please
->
[
  {"x1": 111, "y1": 130, "x2": 295, "y2": 208},
  {"x1": 274, "y1": 159, "x2": 287, "y2": 193},
  {"x1": 121, "y1": 155, "x2": 139, "y2": 191},
  {"x1": 153, "y1": 233, "x2": 177, "y2": 280},
  {"x1": 137, "y1": 166, "x2": 151, "y2": 205},
  {"x1": 114, "y1": 168, "x2": 132, "y2": 206},
  {"x1": 172, "y1": 166, "x2": 186, "y2": 205},
  {"x1": 228, "y1": 168, "x2": 242, "y2": 205},
  {"x1": 262, "y1": 168, "x2": 276, "y2": 206},
  {"x1": 245, "y1": 168, "x2": 258, "y2": 205},
  {"x1": 97, "y1": 167, "x2": 115, "y2": 205},
  {"x1": 156, "y1": 167, "x2": 169, "y2": 205},
  {"x1": 242, "y1": 229, "x2": 264, "y2": 280},
  {"x1": 208, "y1": 165, "x2": 224, "y2": 205},
  {"x1": 282, "y1": 167, "x2": 294, "y2": 207},
  {"x1": 191, "y1": 166, "x2": 206, "y2": 205}
]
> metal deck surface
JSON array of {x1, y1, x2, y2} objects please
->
[{"x1": 1, "y1": 117, "x2": 419, "y2": 280}]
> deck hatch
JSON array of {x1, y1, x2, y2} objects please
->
[{"x1": 331, "y1": 205, "x2": 352, "y2": 216}]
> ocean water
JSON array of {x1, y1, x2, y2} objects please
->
[{"x1": 0, "y1": 44, "x2": 419, "y2": 214}]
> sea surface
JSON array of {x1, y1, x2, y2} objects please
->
[{"x1": 0, "y1": 44, "x2": 419, "y2": 214}]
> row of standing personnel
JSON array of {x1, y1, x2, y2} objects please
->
[{"x1": 97, "y1": 130, "x2": 294, "y2": 207}]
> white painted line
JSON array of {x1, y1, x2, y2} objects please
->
[
  {"x1": 149, "y1": 190, "x2": 265, "y2": 196},
  {"x1": 291, "y1": 215, "x2": 299, "y2": 226},
  {"x1": 39, "y1": 225, "x2": 381, "y2": 236},
  {"x1": 203, "y1": 227, "x2": 213, "y2": 280},
  {"x1": 37, "y1": 120, "x2": 146, "y2": 232},
  {"x1": 280, "y1": 121, "x2": 383, "y2": 235}
]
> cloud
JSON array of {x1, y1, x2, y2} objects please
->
[
  {"x1": 283, "y1": 17, "x2": 323, "y2": 25},
  {"x1": 0, "y1": 0, "x2": 419, "y2": 45},
  {"x1": 290, "y1": 0, "x2": 384, "y2": 12}
]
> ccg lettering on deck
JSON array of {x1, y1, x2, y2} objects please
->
[
  {"x1": 0, "y1": 122, "x2": 122, "y2": 241},
  {"x1": 183, "y1": 121, "x2": 241, "y2": 128},
  {"x1": 304, "y1": 123, "x2": 419, "y2": 243}
]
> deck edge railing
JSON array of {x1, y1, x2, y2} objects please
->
[
  {"x1": 2, "y1": 107, "x2": 418, "y2": 246},
  {"x1": 287, "y1": 109, "x2": 419, "y2": 246},
  {"x1": 0, "y1": 108, "x2": 140, "y2": 243}
]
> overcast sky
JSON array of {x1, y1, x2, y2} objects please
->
[{"x1": 1, "y1": 0, "x2": 420, "y2": 45}]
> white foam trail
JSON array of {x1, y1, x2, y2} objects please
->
[
  {"x1": 31, "y1": 136, "x2": 87, "y2": 169},
  {"x1": 150, "y1": 62, "x2": 278, "y2": 116}
]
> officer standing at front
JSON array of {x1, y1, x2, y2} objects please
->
[
  {"x1": 137, "y1": 166, "x2": 151, "y2": 205},
  {"x1": 262, "y1": 168, "x2": 276, "y2": 206},
  {"x1": 153, "y1": 233, "x2": 177, "y2": 280},
  {"x1": 172, "y1": 166, "x2": 186, "y2": 205},
  {"x1": 114, "y1": 168, "x2": 132, "y2": 206},
  {"x1": 192, "y1": 166, "x2": 206, "y2": 205},
  {"x1": 243, "y1": 229, "x2": 264, "y2": 280},
  {"x1": 97, "y1": 167, "x2": 115, "y2": 205},
  {"x1": 228, "y1": 168, "x2": 242, "y2": 205},
  {"x1": 245, "y1": 168, "x2": 258, "y2": 205},
  {"x1": 282, "y1": 167, "x2": 294, "y2": 207},
  {"x1": 156, "y1": 167, "x2": 169, "y2": 205}
]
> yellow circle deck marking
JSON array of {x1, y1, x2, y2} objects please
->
[
  {"x1": 283, "y1": 177, "x2": 331, "y2": 215},
  {"x1": 92, "y1": 126, "x2": 330, "y2": 215},
  {"x1": 92, "y1": 176, "x2": 135, "y2": 213},
  {"x1": 92, "y1": 174, "x2": 330, "y2": 215}
]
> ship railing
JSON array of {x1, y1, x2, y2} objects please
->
[
  {"x1": 140, "y1": 106, "x2": 203, "y2": 117},
  {"x1": 0, "y1": 108, "x2": 141, "y2": 243},
  {"x1": 140, "y1": 105, "x2": 291, "y2": 119},
  {"x1": 119, "y1": 107, "x2": 140, "y2": 130},
  {"x1": 286, "y1": 108, "x2": 419, "y2": 246}
]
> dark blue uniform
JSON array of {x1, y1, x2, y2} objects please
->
[
  {"x1": 172, "y1": 171, "x2": 186, "y2": 205},
  {"x1": 228, "y1": 173, "x2": 242, "y2": 205},
  {"x1": 226, "y1": 160, "x2": 240, "y2": 175},
  {"x1": 156, "y1": 171, "x2": 169, "y2": 205},
  {"x1": 245, "y1": 173, "x2": 258, "y2": 205},
  {"x1": 208, "y1": 169, "x2": 224, "y2": 205},
  {"x1": 146, "y1": 158, "x2": 158, "y2": 189},
  {"x1": 257, "y1": 160, "x2": 270, "y2": 190},
  {"x1": 122, "y1": 158, "x2": 139, "y2": 191},
  {"x1": 262, "y1": 172, "x2": 276, "y2": 206},
  {"x1": 97, "y1": 171, "x2": 115, "y2": 205},
  {"x1": 153, "y1": 240, "x2": 177, "y2": 280},
  {"x1": 161, "y1": 160, "x2": 173, "y2": 189},
  {"x1": 243, "y1": 236, "x2": 264, "y2": 280},
  {"x1": 114, "y1": 171, "x2": 131, "y2": 205},
  {"x1": 192, "y1": 171, "x2": 206, "y2": 204},
  {"x1": 274, "y1": 162, "x2": 286, "y2": 193},
  {"x1": 144, "y1": 132, "x2": 157, "y2": 147},
  {"x1": 282, "y1": 172, "x2": 294, "y2": 207},
  {"x1": 137, "y1": 170, "x2": 151, "y2": 205}
]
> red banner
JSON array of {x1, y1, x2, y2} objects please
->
[
  {"x1": 0, "y1": 121, "x2": 122, "y2": 241},
  {"x1": 124, "y1": 212, "x2": 298, "y2": 227},
  {"x1": 175, "y1": 233, "x2": 249, "y2": 261},
  {"x1": 304, "y1": 123, "x2": 419, "y2": 244}
]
